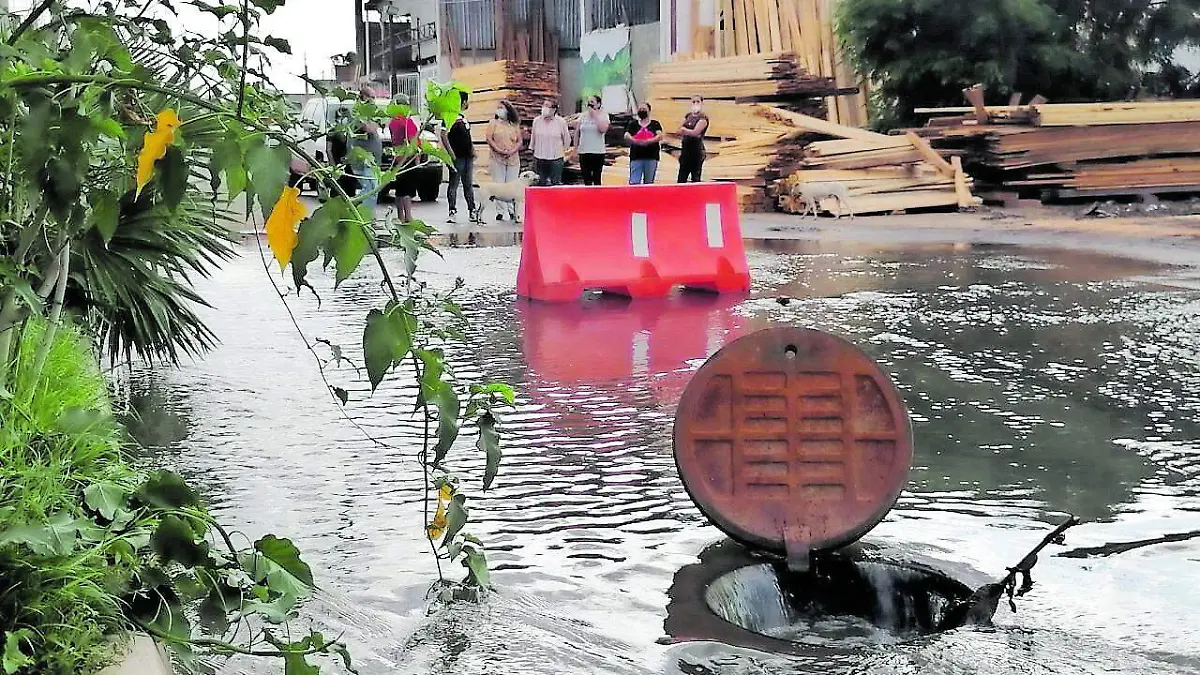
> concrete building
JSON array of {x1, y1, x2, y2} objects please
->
[{"x1": 351, "y1": 0, "x2": 678, "y2": 114}]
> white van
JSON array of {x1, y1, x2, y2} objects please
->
[{"x1": 288, "y1": 95, "x2": 444, "y2": 202}]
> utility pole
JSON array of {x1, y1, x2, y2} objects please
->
[{"x1": 354, "y1": 0, "x2": 365, "y2": 78}]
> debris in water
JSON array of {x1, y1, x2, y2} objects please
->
[{"x1": 938, "y1": 515, "x2": 1080, "y2": 630}]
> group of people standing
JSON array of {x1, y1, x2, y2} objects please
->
[
  {"x1": 330, "y1": 85, "x2": 713, "y2": 227},
  {"x1": 480, "y1": 93, "x2": 711, "y2": 195}
]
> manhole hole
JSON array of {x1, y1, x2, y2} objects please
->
[{"x1": 706, "y1": 557, "x2": 973, "y2": 647}]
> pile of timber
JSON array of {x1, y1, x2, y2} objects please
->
[
  {"x1": 916, "y1": 91, "x2": 1200, "y2": 202},
  {"x1": 645, "y1": 53, "x2": 840, "y2": 210},
  {"x1": 451, "y1": 60, "x2": 558, "y2": 170},
  {"x1": 679, "y1": 0, "x2": 869, "y2": 127},
  {"x1": 452, "y1": 60, "x2": 558, "y2": 125},
  {"x1": 646, "y1": 52, "x2": 839, "y2": 101},
  {"x1": 776, "y1": 112, "x2": 981, "y2": 215},
  {"x1": 598, "y1": 105, "x2": 979, "y2": 214}
]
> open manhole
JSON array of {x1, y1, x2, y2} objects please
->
[
  {"x1": 705, "y1": 555, "x2": 974, "y2": 647},
  {"x1": 663, "y1": 539, "x2": 981, "y2": 655},
  {"x1": 665, "y1": 327, "x2": 1080, "y2": 655}
]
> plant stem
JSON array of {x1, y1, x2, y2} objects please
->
[
  {"x1": 5, "y1": 0, "x2": 56, "y2": 45},
  {"x1": 25, "y1": 241, "x2": 69, "y2": 397},
  {"x1": 235, "y1": 0, "x2": 249, "y2": 118}
]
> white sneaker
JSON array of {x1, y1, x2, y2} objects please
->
[{"x1": 447, "y1": 210, "x2": 457, "y2": 224}]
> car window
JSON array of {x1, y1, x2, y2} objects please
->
[{"x1": 300, "y1": 99, "x2": 319, "y2": 123}]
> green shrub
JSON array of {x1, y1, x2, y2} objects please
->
[{"x1": 1, "y1": 319, "x2": 141, "y2": 674}]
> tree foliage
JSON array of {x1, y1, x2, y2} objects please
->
[
  {"x1": 0, "y1": 0, "x2": 511, "y2": 672},
  {"x1": 837, "y1": 0, "x2": 1200, "y2": 125}
]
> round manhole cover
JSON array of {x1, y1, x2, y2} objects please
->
[{"x1": 673, "y1": 327, "x2": 913, "y2": 567}]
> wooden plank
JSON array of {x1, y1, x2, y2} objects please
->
[
  {"x1": 765, "y1": 0, "x2": 783, "y2": 52},
  {"x1": 748, "y1": 0, "x2": 764, "y2": 53},
  {"x1": 757, "y1": 105, "x2": 896, "y2": 143},
  {"x1": 951, "y1": 156, "x2": 973, "y2": 208},
  {"x1": 734, "y1": 0, "x2": 752, "y2": 55},
  {"x1": 905, "y1": 130, "x2": 956, "y2": 176},
  {"x1": 779, "y1": 0, "x2": 804, "y2": 63}
]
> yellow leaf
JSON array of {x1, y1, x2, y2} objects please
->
[
  {"x1": 438, "y1": 485, "x2": 453, "y2": 501},
  {"x1": 427, "y1": 498, "x2": 448, "y2": 540},
  {"x1": 135, "y1": 109, "x2": 182, "y2": 198},
  {"x1": 265, "y1": 186, "x2": 306, "y2": 270}
]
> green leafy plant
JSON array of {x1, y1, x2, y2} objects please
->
[{"x1": 0, "y1": 0, "x2": 513, "y2": 672}]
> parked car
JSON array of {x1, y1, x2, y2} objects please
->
[{"x1": 289, "y1": 95, "x2": 443, "y2": 203}]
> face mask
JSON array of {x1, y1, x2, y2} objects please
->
[
  {"x1": 637, "y1": 110, "x2": 648, "y2": 120},
  {"x1": 496, "y1": 108, "x2": 506, "y2": 119},
  {"x1": 691, "y1": 104, "x2": 701, "y2": 113},
  {"x1": 541, "y1": 106, "x2": 552, "y2": 117}
]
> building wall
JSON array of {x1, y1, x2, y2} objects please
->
[
  {"x1": 559, "y1": 54, "x2": 583, "y2": 113},
  {"x1": 629, "y1": 21, "x2": 661, "y2": 105}
]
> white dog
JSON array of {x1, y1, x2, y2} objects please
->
[
  {"x1": 476, "y1": 170, "x2": 539, "y2": 223},
  {"x1": 790, "y1": 181, "x2": 854, "y2": 220}
]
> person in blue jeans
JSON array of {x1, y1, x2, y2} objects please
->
[
  {"x1": 351, "y1": 85, "x2": 384, "y2": 212},
  {"x1": 624, "y1": 102, "x2": 664, "y2": 185}
]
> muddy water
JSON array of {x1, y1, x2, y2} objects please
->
[{"x1": 123, "y1": 238, "x2": 1200, "y2": 674}]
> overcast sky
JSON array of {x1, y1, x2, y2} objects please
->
[{"x1": 7, "y1": 0, "x2": 356, "y2": 92}]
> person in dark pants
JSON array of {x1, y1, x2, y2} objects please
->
[
  {"x1": 677, "y1": 94, "x2": 710, "y2": 183},
  {"x1": 327, "y1": 106, "x2": 358, "y2": 199},
  {"x1": 441, "y1": 90, "x2": 480, "y2": 224},
  {"x1": 531, "y1": 99, "x2": 571, "y2": 186},
  {"x1": 573, "y1": 94, "x2": 610, "y2": 185}
]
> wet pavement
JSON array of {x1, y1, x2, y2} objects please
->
[{"x1": 122, "y1": 230, "x2": 1200, "y2": 674}]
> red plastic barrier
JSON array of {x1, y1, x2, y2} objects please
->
[{"x1": 516, "y1": 183, "x2": 752, "y2": 301}]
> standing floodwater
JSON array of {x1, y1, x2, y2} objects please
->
[{"x1": 122, "y1": 240, "x2": 1200, "y2": 674}]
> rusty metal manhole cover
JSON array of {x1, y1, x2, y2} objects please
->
[{"x1": 673, "y1": 327, "x2": 913, "y2": 569}]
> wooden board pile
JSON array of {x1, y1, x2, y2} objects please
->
[
  {"x1": 915, "y1": 92, "x2": 1200, "y2": 201},
  {"x1": 596, "y1": 104, "x2": 979, "y2": 214},
  {"x1": 451, "y1": 60, "x2": 559, "y2": 169},
  {"x1": 775, "y1": 108, "x2": 981, "y2": 215},
  {"x1": 697, "y1": 0, "x2": 869, "y2": 127},
  {"x1": 452, "y1": 60, "x2": 558, "y2": 125},
  {"x1": 647, "y1": 52, "x2": 839, "y2": 102}
]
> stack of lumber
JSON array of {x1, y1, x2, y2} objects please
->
[
  {"x1": 646, "y1": 52, "x2": 838, "y2": 101},
  {"x1": 452, "y1": 60, "x2": 558, "y2": 125},
  {"x1": 916, "y1": 93, "x2": 1200, "y2": 201},
  {"x1": 775, "y1": 109, "x2": 981, "y2": 215},
  {"x1": 692, "y1": 0, "x2": 868, "y2": 127}
]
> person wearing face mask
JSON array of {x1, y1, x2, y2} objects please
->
[
  {"x1": 486, "y1": 100, "x2": 523, "y2": 221},
  {"x1": 624, "y1": 102, "x2": 664, "y2": 185},
  {"x1": 530, "y1": 99, "x2": 571, "y2": 186},
  {"x1": 573, "y1": 95, "x2": 610, "y2": 186},
  {"x1": 441, "y1": 89, "x2": 481, "y2": 224},
  {"x1": 677, "y1": 94, "x2": 710, "y2": 183}
]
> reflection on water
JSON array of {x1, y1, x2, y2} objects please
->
[{"x1": 121, "y1": 240, "x2": 1200, "y2": 674}]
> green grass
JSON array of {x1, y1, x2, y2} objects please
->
[{"x1": 1, "y1": 319, "x2": 143, "y2": 675}]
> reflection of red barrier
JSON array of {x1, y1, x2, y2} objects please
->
[
  {"x1": 516, "y1": 183, "x2": 752, "y2": 302},
  {"x1": 516, "y1": 293, "x2": 755, "y2": 393}
]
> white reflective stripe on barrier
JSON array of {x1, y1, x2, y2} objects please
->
[
  {"x1": 632, "y1": 213, "x2": 650, "y2": 258},
  {"x1": 705, "y1": 203, "x2": 724, "y2": 248}
]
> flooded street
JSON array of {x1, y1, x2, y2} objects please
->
[{"x1": 122, "y1": 236, "x2": 1200, "y2": 674}]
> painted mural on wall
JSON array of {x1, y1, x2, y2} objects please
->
[{"x1": 581, "y1": 25, "x2": 634, "y2": 114}]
